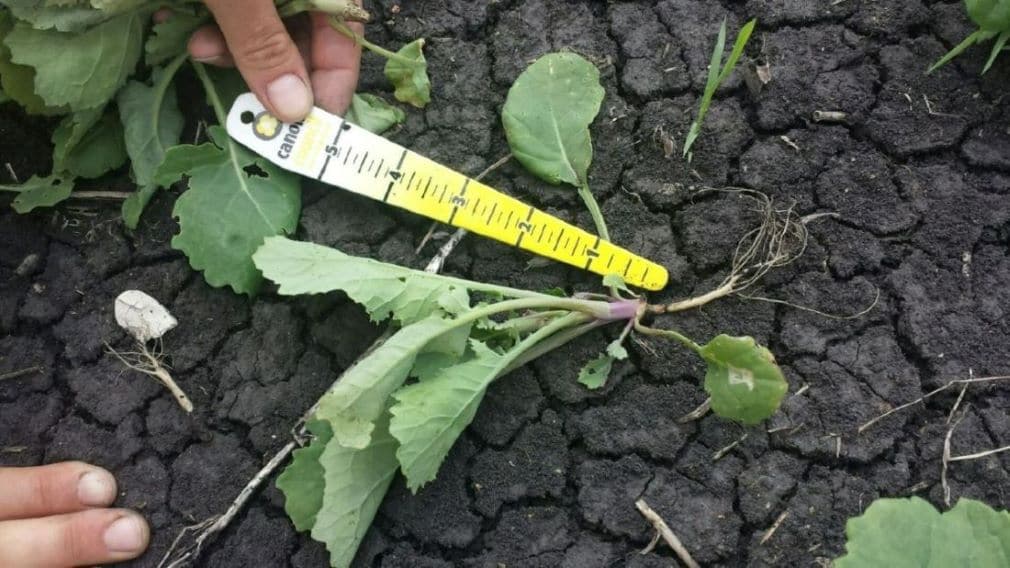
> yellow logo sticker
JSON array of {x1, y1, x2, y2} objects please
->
[{"x1": 253, "y1": 112, "x2": 281, "y2": 141}]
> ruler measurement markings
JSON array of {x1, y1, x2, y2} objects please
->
[
  {"x1": 316, "y1": 118, "x2": 347, "y2": 180},
  {"x1": 226, "y1": 95, "x2": 667, "y2": 290},
  {"x1": 552, "y1": 228, "x2": 565, "y2": 252},
  {"x1": 447, "y1": 179, "x2": 469, "y2": 225}
]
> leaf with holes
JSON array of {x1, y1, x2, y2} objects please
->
[
  {"x1": 154, "y1": 126, "x2": 300, "y2": 295},
  {"x1": 0, "y1": 174, "x2": 74, "y2": 213}
]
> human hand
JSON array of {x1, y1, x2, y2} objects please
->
[
  {"x1": 0, "y1": 462, "x2": 149, "y2": 567},
  {"x1": 187, "y1": 0, "x2": 363, "y2": 122}
]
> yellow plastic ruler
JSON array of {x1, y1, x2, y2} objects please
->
[{"x1": 226, "y1": 93, "x2": 668, "y2": 290}]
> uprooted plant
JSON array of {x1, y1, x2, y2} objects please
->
[
  {"x1": 252, "y1": 49, "x2": 808, "y2": 567},
  {"x1": 0, "y1": 0, "x2": 427, "y2": 294}
]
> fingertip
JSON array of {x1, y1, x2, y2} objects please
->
[
  {"x1": 312, "y1": 68, "x2": 356, "y2": 114},
  {"x1": 188, "y1": 25, "x2": 230, "y2": 63},
  {"x1": 77, "y1": 468, "x2": 117, "y2": 507},
  {"x1": 102, "y1": 511, "x2": 150, "y2": 556}
]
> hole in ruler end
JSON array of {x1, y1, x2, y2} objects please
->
[{"x1": 240, "y1": 111, "x2": 255, "y2": 124}]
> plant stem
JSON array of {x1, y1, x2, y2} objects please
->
[
  {"x1": 192, "y1": 61, "x2": 229, "y2": 126},
  {"x1": 634, "y1": 321, "x2": 702, "y2": 353},
  {"x1": 500, "y1": 318, "x2": 606, "y2": 375},
  {"x1": 329, "y1": 18, "x2": 420, "y2": 67},
  {"x1": 577, "y1": 182, "x2": 610, "y2": 242}
]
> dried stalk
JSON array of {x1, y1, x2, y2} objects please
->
[{"x1": 635, "y1": 499, "x2": 701, "y2": 568}]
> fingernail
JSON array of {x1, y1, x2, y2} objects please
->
[
  {"x1": 104, "y1": 515, "x2": 146, "y2": 553},
  {"x1": 267, "y1": 74, "x2": 313, "y2": 121},
  {"x1": 78, "y1": 471, "x2": 116, "y2": 506}
]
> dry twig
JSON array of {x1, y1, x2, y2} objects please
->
[
  {"x1": 635, "y1": 499, "x2": 701, "y2": 568},
  {"x1": 858, "y1": 374, "x2": 1010, "y2": 433}
]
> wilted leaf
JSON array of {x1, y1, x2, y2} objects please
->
[
  {"x1": 502, "y1": 52, "x2": 604, "y2": 188},
  {"x1": 390, "y1": 341, "x2": 506, "y2": 491},
  {"x1": 276, "y1": 419, "x2": 332, "y2": 532},
  {"x1": 699, "y1": 334, "x2": 787, "y2": 424},
  {"x1": 578, "y1": 353, "x2": 612, "y2": 390},
  {"x1": 836, "y1": 497, "x2": 1010, "y2": 567},
  {"x1": 155, "y1": 126, "x2": 300, "y2": 295},
  {"x1": 253, "y1": 236, "x2": 471, "y2": 325},
  {"x1": 1, "y1": 175, "x2": 73, "y2": 213},
  {"x1": 5, "y1": 11, "x2": 144, "y2": 110},
  {"x1": 345, "y1": 93, "x2": 405, "y2": 133},
  {"x1": 384, "y1": 38, "x2": 430, "y2": 108},
  {"x1": 118, "y1": 59, "x2": 185, "y2": 228},
  {"x1": 312, "y1": 412, "x2": 399, "y2": 568},
  {"x1": 114, "y1": 289, "x2": 177, "y2": 343}
]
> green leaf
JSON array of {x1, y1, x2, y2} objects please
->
[
  {"x1": 927, "y1": 30, "x2": 996, "y2": 74},
  {"x1": 578, "y1": 353, "x2": 612, "y2": 390},
  {"x1": 314, "y1": 316, "x2": 463, "y2": 449},
  {"x1": 276, "y1": 419, "x2": 333, "y2": 532},
  {"x1": 117, "y1": 57, "x2": 186, "y2": 228},
  {"x1": 1, "y1": 174, "x2": 73, "y2": 213},
  {"x1": 603, "y1": 273, "x2": 634, "y2": 295},
  {"x1": 684, "y1": 18, "x2": 756, "y2": 160},
  {"x1": 145, "y1": 10, "x2": 205, "y2": 66},
  {"x1": 3, "y1": 1, "x2": 107, "y2": 32},
  {"x1": 345, "y1": 93, "x2": 405, "y2": 134},
  {"x1": 836, "y1": 497, "x2": 1010, "y2": 567},
  {"x1": 312, "y1": 411, "x2": 399, "y2": 568},
  {"x1": 155, "y1": 126, "x2": 301, "y2": 295},
  {"x1": 51, "y1": 107, "x2": 104, "y2": 171},
  {"x1": 699, "y1": 334, "x2": 787, "y2": 424},
  {"x1": 967, "y1": 0, "x2": 1010, "y2": 31},
  {"x1": 502, "y1": 52, "x2": 605, "y2": 188},
  {"x1": 982, "y1": 30, "x2": 1010, "y2": 74},
  {"x1": 253, "y1": 236, "x2": 472, "y2": 325},
  {"x1": 389, "y1": 341, "x2": 506, "y2": 491},
  {"x1": 384, "y1": 38, "x2": 430, "y2": 108},
  {"x1": 0, "y1": 10, "x2": 63, "y2": 115},
  {"x1": 57, "y1": 110, "x2": 127, "y2": 178},
  {"x1": 606, "y1": 339, "x2": 628, "y2": 360},
  {"x1": 4, "y1": 11, "x2": 144, "y2": 110}
]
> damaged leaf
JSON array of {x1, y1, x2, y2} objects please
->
[
  {"x1": 384, "y1": 38, "x2": 430, "y2": 108},
  {"x1": 155, "y1": 126, "x2": 300, "y2": 295},
  {"x1": 699, "y1": 334, "x2": 787, "y2": 424}
]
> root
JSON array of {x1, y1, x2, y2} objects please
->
[
  {"x1": 651, "y1": 189, "x2": 808, "y2": 314},
  {"x1": 858, "y1": 373, "x2": 1010, "y2": 433},
  {"x1": 106, "y1": 341, "x2": 193, "y2": 413}
]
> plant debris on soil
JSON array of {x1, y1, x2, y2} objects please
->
[{"x1": 3, "y1": 0, "x2": 1010, "y2": 567}]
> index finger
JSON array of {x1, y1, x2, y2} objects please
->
[{"x1": 309, "y1": 11, "x2": 362, "y2": 115}]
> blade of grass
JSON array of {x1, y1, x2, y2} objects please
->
[
  {"x1": 683, "y1": 18, "x2": 756, "y2": 160},
  {"x1": 927, "y1": 30, "x2": 992, "y2": 74},
  {"x1": 982, "y1": 30, "x2": 1010, "y2": 74}
]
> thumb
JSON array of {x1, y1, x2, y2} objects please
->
[{"x1": 203, "y1": 0, "x2": 313, "y2": 122}]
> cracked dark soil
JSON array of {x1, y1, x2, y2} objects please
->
[{"x1": 3, "y1": 0, "x2": 1010, "y2": 566}]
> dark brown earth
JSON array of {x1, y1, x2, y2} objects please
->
[{"x1": 3, "y1": 0, "x2": 1010, "y2": 566}]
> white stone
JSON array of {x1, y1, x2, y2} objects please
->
[{"x1": 114, "y1": 290, "x2": 177, "y2": 343}]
